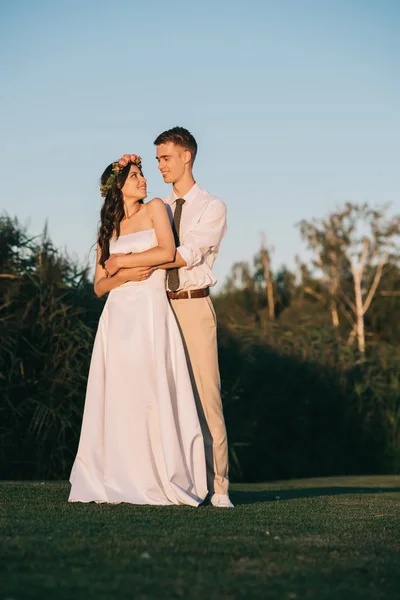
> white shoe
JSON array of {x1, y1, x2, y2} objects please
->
[{"x1": 210, "y1": 494, "x2": 234, "y2": 508}]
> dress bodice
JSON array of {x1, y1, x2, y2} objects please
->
[{"x1": 109, "y1": 228, "x2": 157, "y2": 255}]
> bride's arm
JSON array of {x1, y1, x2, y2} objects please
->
[
  {"x1": 104, "y1": 199, "x2": 175, "y2": 275},
  {"x1": 94, "y1": 245, "x2": 127, "y2": 297}
]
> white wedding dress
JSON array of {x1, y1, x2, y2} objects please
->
[{"x1": 69, "y1": 229, "x2": 207, "y2": 506}]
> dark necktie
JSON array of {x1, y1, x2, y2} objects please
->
[{"x1": 167, "y1": 198, "x2": 185, "y2": 291}]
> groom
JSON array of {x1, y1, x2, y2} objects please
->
[{"x1": 153, "y1": 126, "x2": 233, "y2": 508}]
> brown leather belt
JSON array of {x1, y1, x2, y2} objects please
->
[{"x1": 167, "y1": 287, "x2": 210, "y2": 300}]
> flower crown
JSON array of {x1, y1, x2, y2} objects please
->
[{"x1": 100, "y1": 153, "x2": 142, "y2": 198}]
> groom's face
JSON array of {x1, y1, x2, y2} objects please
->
[{"x1": 156, "y1": 142, "x2": 188, "y2": 184}]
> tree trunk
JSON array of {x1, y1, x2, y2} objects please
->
[
  {"x1": 329, "y1": 299, "x2": 339, "y2": 328},
  {"x1": 352, "y1": 270, "x2": 365, "y2": 353},
  {"x1": 260, "y1": 246, "x2": 275, "y2": 320},
  {"x1": 267, "y1": 277, "x2": 275, "y2": 320}
]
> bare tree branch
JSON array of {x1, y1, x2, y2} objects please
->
[
  {"x1": 304, "y1": 286, "x2": 324, "y2": 302},
  {"x1": 339, "y1": 290, "x2": 357, "y2": 315},
  {"x1": 362, "y1": 254, "x2": 388, "y2": 315},
  {"x1": 379, "y1": 291, "x2": 400, "y2": 296},
  {"x1": 347, "y1": 323, "x2": 357, "y2": 346}
]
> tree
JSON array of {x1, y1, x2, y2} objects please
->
[
  {"x1": 258, "y1": 234, "x2": 275, "y2": 320},
  {"x1": 298, "y1": 203, "x2": 400, "y2": 353}
]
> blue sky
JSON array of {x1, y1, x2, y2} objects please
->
[{"x1": 1, "y1": 0, "x2": 399, "y2": 290}]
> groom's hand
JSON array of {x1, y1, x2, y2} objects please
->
[{"x1": 125, "y1": 266, "x2": 155, "y2": 282}]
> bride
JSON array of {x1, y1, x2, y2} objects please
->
[{"x1": 68, "y1": 153, "x2": 207, "y2": 506}]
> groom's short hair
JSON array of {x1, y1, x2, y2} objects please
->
[{"x1": 154, "y1": 126, "x2": 198, "y2": 165}]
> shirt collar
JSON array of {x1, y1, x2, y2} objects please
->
[{"x1": 167, "y1": 182, "x2": 201, "y2": 205}]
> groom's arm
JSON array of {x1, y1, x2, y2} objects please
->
[
  {"x1": 104, "y1": 199, "x2": 175, "y2": 275},
  {"x1": 157, "y1": 251, "x2": 187, "y2": 270},
  {"x1": 158, "y1": 199, "x2": 227, "y2": 270},
  {"x1": 104, "y1": 199, "x2": 227, "y2": 277}
]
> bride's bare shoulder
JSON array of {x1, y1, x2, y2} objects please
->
[{"x1": 147, "y1": 197, "x2": 167, "y2": 212}]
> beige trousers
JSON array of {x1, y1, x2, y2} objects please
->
[{"x1": 170, "y1": 296, "x2": 229, "y2": 496}]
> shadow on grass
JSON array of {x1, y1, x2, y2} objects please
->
[
  {"x1": 218, "y1": 324, "x2": 399, "y2": 483},
  {"x1": 230, "y1": 486, "x2": 400, "y2": 505}
]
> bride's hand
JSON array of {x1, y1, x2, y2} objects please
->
[{"x1": 104, "y1": 254, "x2": 124, "y2": 276}]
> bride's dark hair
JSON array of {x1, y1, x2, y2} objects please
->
[{"x1": 97, "y1": 162, "x2": 144, "y2": 267}]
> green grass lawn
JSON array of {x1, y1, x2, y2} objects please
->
[{"x1": 1, "y1": 475, "x2": 399, "y2": 599}]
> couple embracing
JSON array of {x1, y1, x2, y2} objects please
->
[{"x1": 68, "y1": 127, "x2": 233, "y2": 508}]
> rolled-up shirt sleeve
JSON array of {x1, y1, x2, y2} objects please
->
[{"x1": 177, "y1": 199, "x2": 227, "y2": 269}]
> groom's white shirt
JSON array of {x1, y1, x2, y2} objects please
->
[{"x1": 164, "y1": 183, "x2": 227, "y2": 291}]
